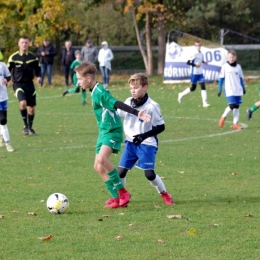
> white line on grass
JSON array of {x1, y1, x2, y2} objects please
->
[{"x1": 13, "y1": 117, "x2": 248, "y2": 152}]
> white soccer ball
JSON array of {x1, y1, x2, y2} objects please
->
[{"x1": 46, "y1": 193, "x2": 69, "y2": 214}]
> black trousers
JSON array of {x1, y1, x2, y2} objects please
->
[{"x1": 63, "y1": 65, "x2": 73, "y2": 85}]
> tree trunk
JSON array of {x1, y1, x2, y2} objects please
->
[
  {"x1": 145, "y1": 11, "x2": 153, "y2": 75},
  {"x1": 132, "y1": 9, "x2": 148, "y2": 72},
  {"x1": 157, "y1": 7, "x2": 165, "y2": 75}
]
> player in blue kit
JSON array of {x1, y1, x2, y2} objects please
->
[
  {"x1": 218, "y1": 50, "x2": 245, "y2": 130},
  {"x1": 105, "y1": 73, "x2": 173, "y2": 206},
  {"x1": 178, "y1": 40, "x2": 210, "y2": 107}
]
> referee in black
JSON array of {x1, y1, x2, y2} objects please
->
[{"x1": 8, "y1": 36, "x2": 41, "y2": 135}]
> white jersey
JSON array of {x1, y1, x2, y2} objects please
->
[
  {"x1": 0, "y1": 62, "x2": 11, "y2": 102},
  {"x1": 219, "y1": 63, "x2": 244, "y2": 97},
  {"x1": 189, "y1": 50, "x2": 204, "y2": 75},
  {"x1": 117, "y1": 97, "x2": 165, "y2": 148}
]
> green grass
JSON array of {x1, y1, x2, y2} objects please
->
[{"x1": 1, "y1": 74, "x2": 260, "y2": 259}]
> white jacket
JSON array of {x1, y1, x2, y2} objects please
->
[{"x1": 98, "y1": 41, "x2": 114, "y2": 70}]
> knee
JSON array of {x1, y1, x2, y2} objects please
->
[
  {"x1": 28, "y1": 106, "x2": 35, "y2": 114},
  {"x1": 0, "y1": 118, "x2": 7, "y2": 125},
  {"x1": 118, "y1": 167, "x2": 128, "y2": 178},
  {"x1": 144, "y1": 170, "x2": 156, "y2": 181},
  {"x1": 200, "y1": 82, "x2": 206, "y2": 90},
  {"x1": 190, "y1": 84, "x2": 196, "y2": 92},
  {"x1": 229, "y1": 104, "x2": 239, "y2": 110},
  {"x1": 19, "y1": 100, "x2": 27, "y2": 110}
]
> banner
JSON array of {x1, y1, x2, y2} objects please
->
[{"x1": 163, "y1": 42, "x2": 227, "y2": 83}]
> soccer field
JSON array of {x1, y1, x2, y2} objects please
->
[{"x1": 1, "y1": 75, "x2": 260, "y2": 259}]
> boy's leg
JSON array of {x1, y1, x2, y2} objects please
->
[
  {"x1": 219, "y1": 105, "x2": 232, "y2": 128},
  {"x1": 247, "y1": 101, "x2": 260, "y2": 120},
  {"x1": 232, "y1": 105, "x2": 243, "y2": 130},
  {"x1": 145, "y1": 170, "x2": 174, "y2": 205},
  {"x1": 200, "y1": 82, "x2": 210, "y2": 107},
  {"x1": 95, "y1": 145, "x2": 131, "y2": 207},
  {"x1": 0, "y1": 110, "x2": 13, "y2": 152},
  {"x1": 81, "y1": 89, "x2": 87, "y2": 105}
]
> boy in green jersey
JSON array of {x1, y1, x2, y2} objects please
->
[
  {"x1": 63, "y1": 51, "x2": 87, "y2": 105},
  {"x1": 75, "y1": 62, "x2": 151, "y2": 208}
]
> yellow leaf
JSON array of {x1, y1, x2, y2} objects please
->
[
  {"x1": 157, "y1": 239, "x2": 165, "y2": 243},
  {"x1": 0, "y1": 215, "x2": 4, "y2": 219},
  {"x1": 244, "y1": 214, "x2": 253, "y2": 217},
  {"x1": 188, "y1": 229, "x2": 196, "y2": 236}
]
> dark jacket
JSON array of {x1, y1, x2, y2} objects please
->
[
  {"x1": 37, "y1": 43, "x2": 57, "y2": 65},
  {"x1": 60, "y1": 48, "x2": 75, "y2": 66}
]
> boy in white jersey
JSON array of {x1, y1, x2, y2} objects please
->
[
  {"x1": 0, "y1": 61, "x2": 14, "y2": 152},
  {"x1": 178, "y1": 40, "x2": 210, "y2": 107},
  {"x1": 75, "y1": 62, "x2": 151, "y2": 208},
  {"x1": 108, "y1": 73, "x2": 173, "y2": 206},
  {"x1": 218, "y1": 50, "x2": 245, "y2": 130}
]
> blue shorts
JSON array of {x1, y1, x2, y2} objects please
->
[
  {"x1": 0, "y1": 100, "x2": 7, "y2": 111},
  {"x1": 190, "y1": 74, "x2": 204, "y2": 84},
  {"x1": 226, "y1": 96, "x2": 242, "y2": 105},
  {"x1": 119, "y1": 141, "x2": 157, "y2": 170}
]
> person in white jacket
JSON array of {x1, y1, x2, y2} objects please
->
[{"x1": 98, "y1": 41, "x2": 114, "y2": 87}]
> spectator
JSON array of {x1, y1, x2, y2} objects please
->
[
  {"x1": 61, "y1": 41, "x2": 75, "y2": 86},
  {"x1": 37, "y1": 39, "x2": 57, "y2": 87},
  {"x1": 81, "y1": 39, "x2": 98, "y2": 63},
  {"x1": 98, "y1": 41, "x2": 114, "y2": 87}
]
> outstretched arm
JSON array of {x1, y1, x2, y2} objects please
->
[{"x1": 114, "y1": 101, "x2": 151, "y2": 122}]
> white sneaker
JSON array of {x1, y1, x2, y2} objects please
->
[
  {"x1": 178, "y1": 93, "x2": 183, "y2": 104},
  {"x1": 203, "y1": 103, "x2": 210, "y2": 108},
  {"x1": 6, "y1": 142, "x2": 14, "y2": 152},
  {"x1": 0, "y1": 136, "x2": 4, "y2": 147}
]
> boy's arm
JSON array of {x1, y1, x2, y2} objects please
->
[
  {"x1": 133, "y1": 124, "x2": 165, "y2": 145},
  {"x1": 114, "y1": 101, "x2": 150, "y2": 122}
]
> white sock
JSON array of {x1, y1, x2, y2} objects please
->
[
  {"x1": 201, "y1": 90, "x2": 208, "y2": 105},
  {"x1": 0, "y1": 125, "x2": 10, "y2": 143},
  {"x1": 150, "y1": 175, "x2": 166, "y2": 193},
  {"x1": 222, "y1": 106, "x2": 232, "y2": 118},
  {"x1": 180, "y1": 87, "x2": 191, "y2": 97},
  {"x1": 233, "y1": 108, "x2": 239, "y2": 124},
  {"x1": 120, "y1": 177, "x2": 126, "y2": 187}
]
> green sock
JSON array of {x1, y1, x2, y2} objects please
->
[
  {"x1": 250, "y1": 104, "x2": 259, "y2": 113},
  {"x1": 81, "y1": 90, "x2": 86, "y2": 103},
  {"x1": 107, "y1": 168, "x2": 124, "y2": 190},
  {"x1": 104, "y1": 179, "x2": 118, "y2": 198},
  {"x1": 68, "y1": 88, "x2": 76, "y2": 93}
]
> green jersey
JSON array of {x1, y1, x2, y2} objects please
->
[
  {"x1": 91, "y1": 83, "x2": 122, "y2": 133},
  {"x1": 70, "y1": 59, "x2": 82, "y2": 86}
]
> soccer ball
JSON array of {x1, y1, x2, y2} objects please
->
[{"x1": 46, "y1": 193, "x2": 69, "y2": 214}]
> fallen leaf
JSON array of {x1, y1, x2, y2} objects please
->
[
  {"x1": 157, "y1": 239, "x2": 165, "y2": 243},
  {"x1": 0, "y1": 215, "x2": 4, "y2": 219},
  {"x1": 115, "y1": 236, "x2": 123, "y2": 241},
  {"x1": 231, "y1": 172, "x2": 238, "y2": 175},
  {"x1": 129, "y1": 223, "x2": 135, "y2": 226},
  {"x1": 119, "y1": 213, "x2": 125, "y2": 216},
  {"x1": 38, "y1": 235, "x2": 53, "y2": 241},
  {"x1": 153, "y1": 203, "x2": 161, "y2": 209},
  {"x1": 27, "y1": 212, "x2": 37, "y2": 216},
  {"x1": 179, "y1": 171, "x2": 184, "y2": 174},
  {"x1": 166, "y1": 214, "x2": 183, "y2": 219},
  {"x1": 188, "y1": 229, "x2": 196, "y2": 236},
  {"x1": 40, "y1": 200, "x2": 45, "y2": 203},
  {"x1": 102, "y1": 215, "x2": 110, "y2": 218},
  {"x1": 244, "y1": 214, "x2": 253, "y2": 217},
  {"x1": 209, "y1": 223, "x2": 219, "y2": 227},
  {"x1": 160, "y1": 176, "x2": 165, "y2": 179},
  {"x1": 0, "y1": 155, "x2": 6, "y2": 158},
  {"x1": 12, "y1": 211, "x2": 19, "y2": 215},
  {"x1": 98, "y1": 218, "x2": 103, "y2": 221}
]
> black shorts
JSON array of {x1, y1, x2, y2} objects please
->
[{"x1": 13, "y1": 82, "x2": 36, "y2": 107}]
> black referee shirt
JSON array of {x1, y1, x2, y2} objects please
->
[{"x1": 8, "y1": 51, "x2": 41, "y2": 83}]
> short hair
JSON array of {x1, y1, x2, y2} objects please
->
[
  {"x1": 195, "y1": 40, "x2": 201, "y2": 45},
  {"x1": 65, "y1": 41, "x2": 72, "y2": 45},
  {"x1": 19, "y1": 36, "x2": 29, "y2": 41},
  {"x1": 228, "y1": 50, "x2": 237, "y2": 56},
  {"x1": 75, "y1": 62, "x2": 97, "y2": 78},
  {"x1": 128, "y1": 73, "x2": 148, "y2": 87}
]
